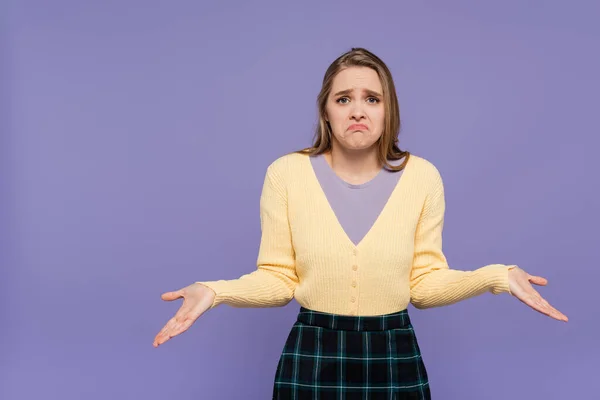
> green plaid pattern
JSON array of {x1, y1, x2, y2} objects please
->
[{"x1": 272, "y1": 307, "x2": 431, "y2": 399}]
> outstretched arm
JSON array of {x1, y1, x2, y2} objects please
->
[
  {"x1": 409, "y1": 169, "x2": 568, "y2": 322},
  {"x1": 409, "y1": 169, "x2": 516, "y2": 309},
  {"x1": 197, "y1": 163, "x2": 299, "y2": 309}
]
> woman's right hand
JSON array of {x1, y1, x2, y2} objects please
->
[{"x1": 152, "y1": 282, "x2": 216, "y2": 347}]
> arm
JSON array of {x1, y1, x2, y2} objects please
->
[
  {"x1": 197, "y1": 163, "x2": 299, "y2": 309},
  {"x1": 409, "y1": 169, "x2": 516, "y2": 309}
]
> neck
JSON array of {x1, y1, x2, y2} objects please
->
[{"x1": 324, "y1": 145, "x2": 382, "y2": 185}]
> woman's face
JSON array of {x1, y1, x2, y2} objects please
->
[{"x1": 325, "y1": 66, "x2": 385, "y2": 152}]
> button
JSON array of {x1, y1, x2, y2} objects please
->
[
  {"x1": 351, "y1": 281, "x2": 357, "y2": 288},
  {"x1": 352, "y1": 265, "x2": 358, "y2": 271},
  {"x1": 351, "y1": 297, "x2": 356, "y2": 303}
]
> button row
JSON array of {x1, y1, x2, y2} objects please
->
[{"x1": 351, "y1": 262, "x2": 358, "y2": 314}]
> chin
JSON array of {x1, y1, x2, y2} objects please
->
[{"x1": 341, "y1": 141, "x2": 378, "y2": 152}]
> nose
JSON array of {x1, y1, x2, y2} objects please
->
[{"x1": 350, "y1": 103, "x2": 366, "y2": 120}]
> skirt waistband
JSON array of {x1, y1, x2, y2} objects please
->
[{"x1": 296, "y1": 307, "x2": 412, "y2": 332}]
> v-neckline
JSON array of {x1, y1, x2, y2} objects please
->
[{"x1": 306, "y1": 154, "x2": 413, "y2": 251}]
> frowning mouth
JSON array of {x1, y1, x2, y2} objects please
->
[{"x1": 348, "y1": 124, "x2": 368, "y2": 131}]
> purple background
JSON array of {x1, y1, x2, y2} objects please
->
[{"x1": 3, "y1": 1, "x2": 599, "y2": 399}]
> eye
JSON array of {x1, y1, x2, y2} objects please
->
[
  {"x1": 367, "y1": 97, "x2": 380, "y2": 104},
  {"x1": 336, "y1": 97, "x2": 350, "y2": 104}
]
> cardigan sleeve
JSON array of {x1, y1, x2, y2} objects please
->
[
  {"x1": 409, "y1": 168, "x2": 516, "y2": 309},
  {"x1": 196, "y1": 163, "x2": 299, "y2": 309}
]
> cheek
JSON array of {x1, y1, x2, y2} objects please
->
[
  {"x1": 373, "y1": 108, "x2": 385, "y2": 124},
  {"x1": 327, "y1": 107, "x2": 344, "y2": 123},
  {"x1": 329, "y1": 113, "x2": 346, "y2": 132}
]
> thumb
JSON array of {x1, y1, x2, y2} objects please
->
[
  {"x1": 529, "y1": 275, "x2": 548, "y2": 286},
  {"x1": 161, "y1": 290, "x2": 183, "y2": 301}
]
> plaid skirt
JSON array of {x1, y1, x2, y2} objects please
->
[{"x1": 272, "y1": 307, "x2": 431, "y2": 399}]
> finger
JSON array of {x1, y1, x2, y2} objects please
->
[
  {"x1": 521, "y1": 294, "x2": 550, "y2": 316},
  {"x1": 530, "y1": 289, "x2": 568, "y2": 322},
  {"x1": 156, "y1": 319, "x2": 189, "y2": 346},
  {"x1": 538, "y1": 296, "x2": 550, "y2": 308},
  {"x1": 153, "y1": 302, "x2": 195, "y2": 347},
  {"x1": 161, "y1": 290, "x2": 184, "y2": 301},
  {"x1": 153, "y1": 327, "x2": 169, "y2": 347},
  {"x1": 154, "y1": 318, "x2": 177, "y2": 345},
  {"x1": 154, "y1": 310, "x2": 197, "y2": 347},
  {"x1": 154, "y1": 327, "x2": 175, "y2": 347},
  {"x1": 528, "y1": 275, "x2": 548, "y2": 286},
  {"x1": 524, "y1": 295, "x2": 568, "y2": 322},
  {"x1": 155, "y1": 318, "x2": 173, "y2": 339},
  {"x1": 154, "y1": 314, "x2": 184, "y2": 344},
  {"x1": 524, "y1": 296, "x2": 555, "y2": 319},
  {"x1": 168, "y1": 317, "x2": 196, "y2": 338},
  {"x1": 540, "y1": 303, "x2": 568, "y2": 322},
  {"x1": 536, "y1": 296, "x2": 569, "y2": 322}
]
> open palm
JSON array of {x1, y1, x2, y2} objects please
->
[
  {"x1": 153, "y1": 283, "x2": 216, "y2": 347},
  {"x1": 508, "y1": 267, "x2": 568, "y2": 322}
]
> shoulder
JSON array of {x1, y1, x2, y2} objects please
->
[
  {"x1": 407, "y1": 153, "x2": 442, "y2": 182},
  {"x1": 264, "y1": 151, "x2": 309, "y2": 179},
  {"x1": 259, "y1": 151, "x2": 310, "y2": 193}
]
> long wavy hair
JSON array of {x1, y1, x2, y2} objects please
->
[{"x1": 294, "y1": 47, "x2": 410, "y2": 172}]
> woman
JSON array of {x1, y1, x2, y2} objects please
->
[{"x1": 153, "y1": 48, "x2": 568, "y2": 399}]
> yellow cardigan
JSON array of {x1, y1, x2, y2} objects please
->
[{"x1": 198, "y1": 152, "x2": 515, "y2": 316}]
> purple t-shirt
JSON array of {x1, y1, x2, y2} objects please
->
[{"x1": 309, "y1": 154, "x2": 406, "y2": 246}]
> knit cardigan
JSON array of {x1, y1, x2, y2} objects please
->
[{"x1": 198, "y1": 152, "x2": 515, "y2": 316}]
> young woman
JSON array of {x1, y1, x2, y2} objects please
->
[{"x1": 153, "y1": 47, "x2": 567, "y2": 399}]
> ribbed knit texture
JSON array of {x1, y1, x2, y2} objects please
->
[{"x1": 198, "y1": 152, "x2": 516, "y2": 316}]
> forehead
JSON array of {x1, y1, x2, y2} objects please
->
[{"x1": 331, "y1": 66, "x2": 382, "y2": 93}]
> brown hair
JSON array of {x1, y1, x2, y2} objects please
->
[{"x1": 295, "y1": 47, "x2": 409, "y2": 172}]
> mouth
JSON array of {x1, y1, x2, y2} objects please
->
[{"x1": 348, "y1": 124, "x2": 368, "y2": 131}]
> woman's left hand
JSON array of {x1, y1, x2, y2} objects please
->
[{"x1": 508, "y1": 267, "x2": 568, "y2": 322}]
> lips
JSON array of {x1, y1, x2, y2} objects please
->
[{"x1": 348, "y1": 124, "x2": 368, "y2": 131}]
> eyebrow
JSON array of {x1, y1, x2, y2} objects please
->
[{"x1": 333, "y1": 88, "x2": 383, "y2": 97}]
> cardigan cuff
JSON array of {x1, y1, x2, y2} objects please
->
[{"x1": 485, "y1": 264, "x2": 517, "y2": 296}]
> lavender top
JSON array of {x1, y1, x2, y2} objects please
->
[{"x1": 309, "y1": 154, "x2": 406, "y2": 246}]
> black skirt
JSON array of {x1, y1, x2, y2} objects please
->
[{"x1": 273, "y1": 307, "x2": 431, "y2": 399}]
